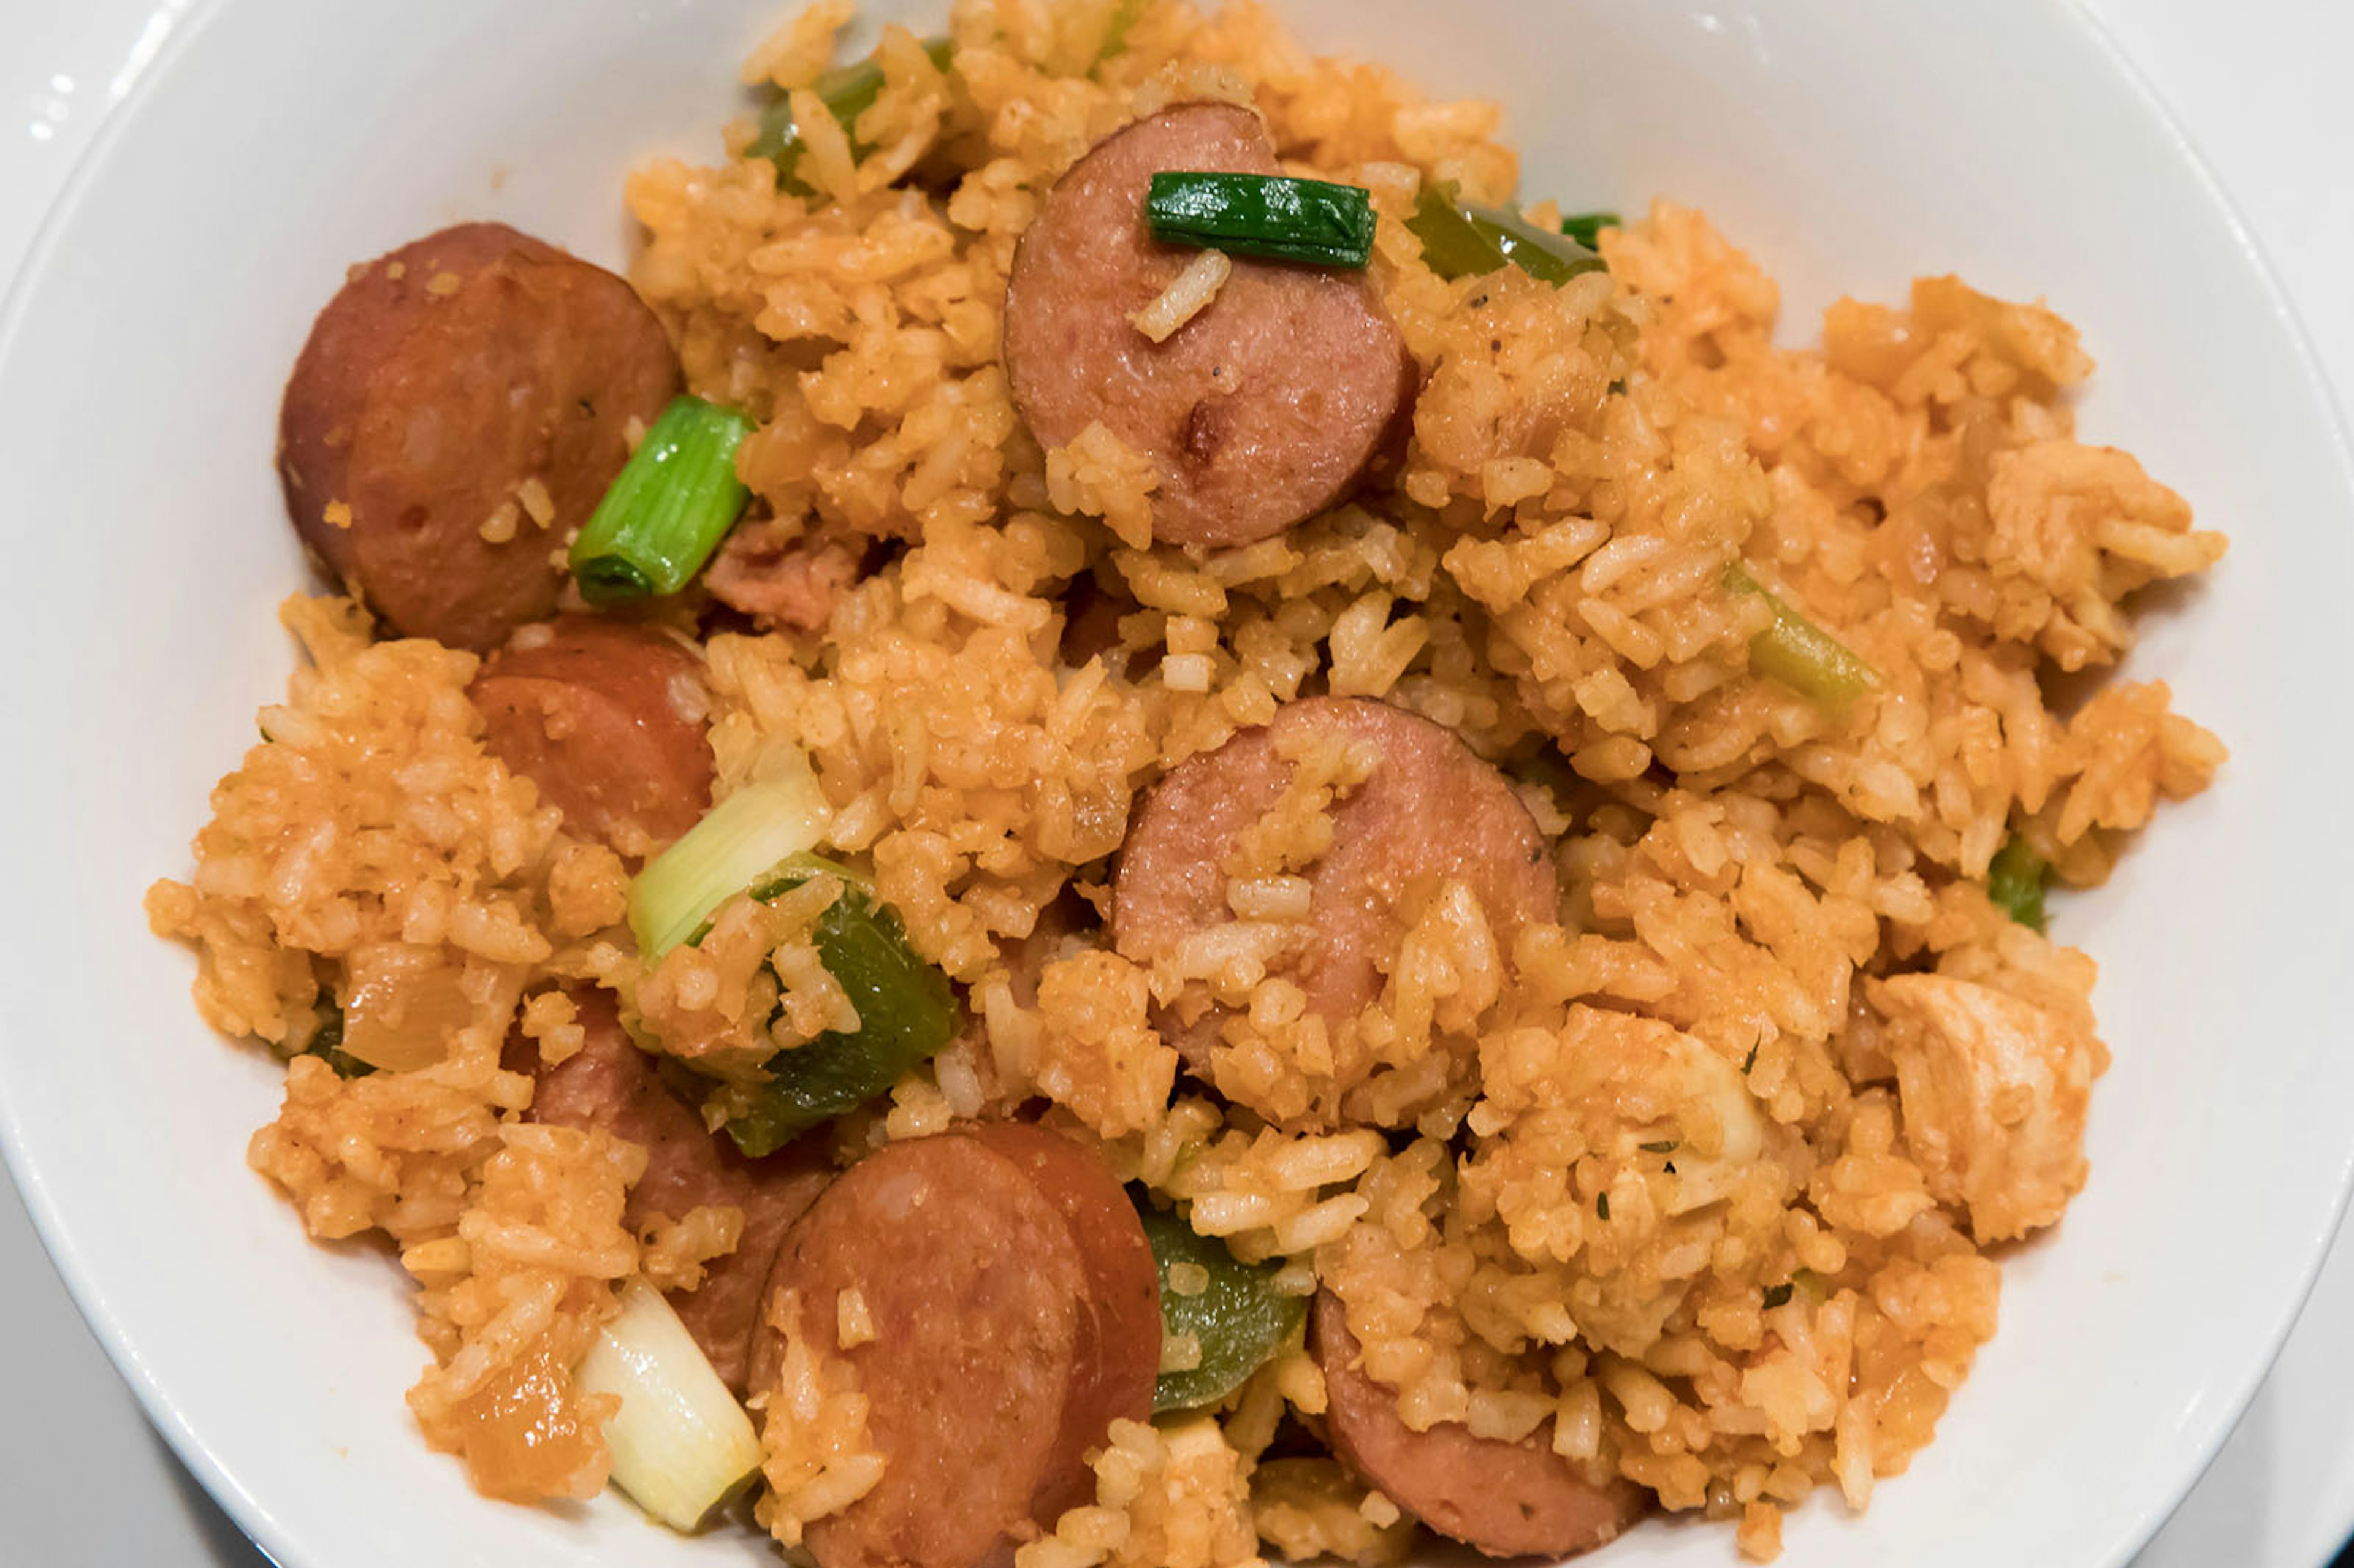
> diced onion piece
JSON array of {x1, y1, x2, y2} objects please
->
[
  {"x1": 628, "y1": 756, "x2": 836, "y2": 959},
  {"x1": 1160, "y1": 650, "x2": 1216, "y2": 691},
  {"x1": 576, "y1": 1279, "x2": 762, "y2": 1532},
  {"x1": 1130, "y1": 249, "x2": 1233, "y2": 344},
  {"x1": 341, "y1": 942, "x2": 471, "y2": 1071}
]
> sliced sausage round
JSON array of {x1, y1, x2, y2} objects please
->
[
  {"x1": 516, "y1": 989, "x2": 831, "y2": 1395},
  {"x1": 279, "y1": 222, "x2": 680, "y2": 651},
  {"x1": 749, "y1": 1122, "x2": 1159, "y2": 1568},
  {"x1": 1312, "y1": 1293, "x2": 1645, "y2": 1559},
  {"x1": 470, "y1": 615, "x2": 713, "y2": 858},
  {"x1": 1004, "y1": 104, "x2": 1412, "y2": 550},
  {"x1": 1111, "y1": 696, "x2": 1555, "y2": 1064}
]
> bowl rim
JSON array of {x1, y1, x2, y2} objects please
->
[
  {"x1": 2, "y1": 0, "x2": 2351, "y2": 1564},
  {"x1": 2058, "y1": 0, "x2": 2354, "y2": 1517}
]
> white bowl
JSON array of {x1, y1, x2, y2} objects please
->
[{"x1": 2, "y1": 1, "x2": 2348, "y2": 1565}]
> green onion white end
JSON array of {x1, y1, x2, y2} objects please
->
[
  {"x1": 576, "y1": 1278, "x2": 763, "y2": 1532},
  {"x1": 628, "y1": 753, "x2": 835, "y2": 959}
]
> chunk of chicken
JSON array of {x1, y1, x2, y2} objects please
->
[
  {"x1": 1656, "y1": 1030, "x2": 1767, "y2": 1214},
  {"x1": 1877, "y1": 973, "x2": 2100, "y2": 1241}
]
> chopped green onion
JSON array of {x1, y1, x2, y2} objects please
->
[
  {"x1": 570, "y1": 396, "x2": 753, "y2": 606},
  {"x1": 1724, "y1": 562, "x2": 1883, "y2": 710},
  {"x1": 1407, "y1": 186, "x2": 1504, "y2": 281},
  {"x1": 750, "y1": 37, "x2": 955, "y2": 193},
  {"x1": 574, "y1": 1278, "x2": 762, "y2": 1531},
  {"x1": 1639, "y1": 1139, "x2": 1679, "y2": 1154},
  {"x1": 1596, "y1": 1191, "x2": 1611, "y2": 1220},
  {"x1": 712, "y1": 854, "x2": 957, "y2": 1157},
  {"x1": 297, "y1": 1003, "x2": 373, "y2": 1079},
  {"x1": 1986, "y1": 835, "x2": 2052, "y2": 932},
  {"x1": 1761, "y1": 1281, "x2": 1794, "y2": 1310},
  {"x1": 1144, "y1": 172, "x2": 1376, "y2": 268},
  {"x1": 1560, "y1": 210, "x2": 1621, "y2": 251},
  {"x1": 628, "y1": 763, "x2": 836, "y2": 960},
  {"x1": 1742, "y1": 1041, "x2": 1759, "y2": 1075},
  {"x1": 1407, "y1": 181, "x2": 1604, "y2": 286},
  {"x1": 1096, "y1": 0, "x2": 1148, "y2": 64},
  {"x1": 1139, "y1": 1203, "x2": 1306, "y2": 1412},
  {"x1": 1144, "y1": 174, "x2": 1374, "y2": 268}
]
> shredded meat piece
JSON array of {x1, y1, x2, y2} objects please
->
[{"x1": 707, "y1": 518, "x2": 863, "y2": 633}]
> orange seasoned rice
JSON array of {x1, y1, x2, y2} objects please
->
[{"x1": 150, "y1": 0, "x2": 2227, "y2": 1560}]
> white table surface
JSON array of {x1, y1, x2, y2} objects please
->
[{"x1": 1, "y1": 1, "x2": 2348, "y2": 1564}]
